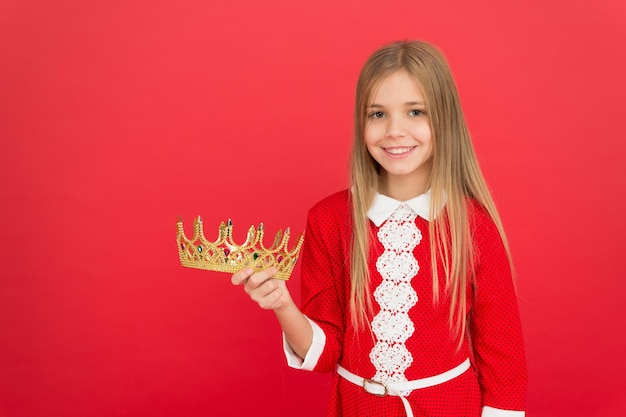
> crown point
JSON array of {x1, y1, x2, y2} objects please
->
[
  {"x1": 227, "y1": 219, "x2": 233, "y2": 227},
  {"x1": 259, "y1": 223, "x2": 264, "y2": 231},
  {"x1": 197, "y1": 216, "x2": 203, "y2": 224},
  {"x1": 285, "y1": 227, "x2": 291, "y2": 234}
]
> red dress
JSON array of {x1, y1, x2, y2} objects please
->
[{"x1": 285, "y1": 190, "x2": 527, "y2": 417}]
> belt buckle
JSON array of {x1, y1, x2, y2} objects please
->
[{"x1": 362, "y1": 378, "x2": 388, "y2": 397}]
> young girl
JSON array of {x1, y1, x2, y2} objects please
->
[{"x1": 232, "y1": 40, "x2": 527, "y2": 417}]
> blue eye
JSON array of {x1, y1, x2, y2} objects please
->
[{"x1": 409, "y1": 109, "x2": 425, "y2": 116}]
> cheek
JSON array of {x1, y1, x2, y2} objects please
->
[
  {"x1": 424, "y1": 134, "x2": 433, "y2": 150},
  {"x1": 364, "y1": 124, "x2": 384, "y2": 146},
  {"x1": 425, "y1": 142, "x2": 435, "y2": 164},
  {"x1": 364, "y1": 141, "x2": 378, "y2": 160},
  {"x1": 362, "y1": 131, "x2": 382, "y2": 161},
  {"x1": 363, "y1": 129, "x2": 374, "y2": 149},
  {"x1": 413, "y1": 124, "x2": 432, "y2": 141}
]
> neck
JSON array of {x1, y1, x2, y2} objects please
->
[{"x1": 379, "y1": 172, "x2": 430, "y2": 201}]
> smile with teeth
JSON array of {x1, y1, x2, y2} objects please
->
[{"x1": 384, "y1": 146, "x2": 415, "y2": 155}]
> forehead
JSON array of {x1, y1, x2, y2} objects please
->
[{"x1": 369, "y1": 70, "x2": 426, "y2": 104}]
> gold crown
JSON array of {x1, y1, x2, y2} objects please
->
[{"x1": 176, "y1": 216, "x2": 305, "y2": 280}]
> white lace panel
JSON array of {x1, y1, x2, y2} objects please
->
[{"x1": 369, "y1": 204, "x2": 422, "y2": 396}]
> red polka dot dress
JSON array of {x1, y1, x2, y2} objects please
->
[{"x1": 284, "y1": 190, "x2": 527, "y2": 417}]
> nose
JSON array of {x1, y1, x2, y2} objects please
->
[{"x1": 385, "y1": 115, "x2": 406, "y2": 138}]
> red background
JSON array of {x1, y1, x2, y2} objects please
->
[{"x1": 1, "y1": 0, "x2": 625, "y2": 416}]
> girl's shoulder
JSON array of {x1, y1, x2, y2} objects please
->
[
  {"x1": 306, "y1": 190, "x2": 353, "y2": 234},
  {"x1": 308, "y1": 189, "x2": 351, "y2": 218},
  {"x1": 466, "y1": 198, "x2": 503, "y2": 243},
  {"x1": 466, "y1": 198, "x2": 490, "y2": 221}
]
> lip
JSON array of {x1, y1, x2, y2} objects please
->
[{"x1": 382, "y1": 146, "x2": 417, "y2": 158}]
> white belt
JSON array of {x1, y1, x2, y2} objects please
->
[{"x1": 336, "y1": 358, "x2": 470, "y2": 417}]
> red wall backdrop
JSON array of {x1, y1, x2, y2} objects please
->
[{"x1": 1, "y1": 0, "x2": 625, "y2": 416}]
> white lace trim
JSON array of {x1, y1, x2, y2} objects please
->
[{"x1": 369, "y1": 204, "x2": 421, "y2": 396}]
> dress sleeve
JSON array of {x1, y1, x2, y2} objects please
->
[
  {"x1": 469, "y1": 212, "x2": 528, "y2": 415},
  {"x1": 283, "y1": 316, "x2": 326, "y2": 370},
  {"x1": 295, "y1": 202, "x2": 348, "y2": 373}
]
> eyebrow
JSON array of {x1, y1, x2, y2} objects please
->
[{"x1": 368, "y1": 101, "x2": 425, "y2": 108}]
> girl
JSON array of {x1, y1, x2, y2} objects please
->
[{"x1": 232, "y1": 40, "x2": 527, "y2": 417}]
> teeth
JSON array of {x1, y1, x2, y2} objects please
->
[{"x1": 386, "y1": 147, "x2": 413, "y2": 155}]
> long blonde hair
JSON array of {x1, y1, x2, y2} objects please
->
[{"x1": 349, "y1": 40, "x2": 514, "y2": 344}]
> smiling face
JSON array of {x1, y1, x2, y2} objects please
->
[{"x1": 364, "y1": 70, "x2": 433, "y2": 199}]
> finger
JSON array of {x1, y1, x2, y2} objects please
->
[
  {"x1": 231, "y1": 267, "x2": 254, "y2": 285},
  {"x1": 246, "y1": 267, "x2": 278, "y2": 289},
  {"x1": 248, "y1": 278, "x2": 273, "y2": 299},
  {"x1": 256, "y1": 283, "x2": 283, "y2": 310},
  {"x1": 246, "y1": 273, "x2": 279, "y2": 298}
]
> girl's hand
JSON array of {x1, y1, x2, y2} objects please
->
[
  {"x1": 231, "y1": 267, "x2": 293, "y2": 311},
  {"x1": 232, "y1": 267, "x2": 312, "y2": 359}
]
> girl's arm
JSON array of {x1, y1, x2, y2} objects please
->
[
  {"x1": 231, "y1": 191, "x2": 351, "y2": 373},
  {"x1": 469, "y1": 209, "x2": 527, "y2": 414},
  {"x1": 231, "y1": 267, "x2": 312, "y2": 360}
]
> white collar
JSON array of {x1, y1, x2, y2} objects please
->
[{"x1": 367, "y1": 190, "x2": 433, "y2": 226}]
